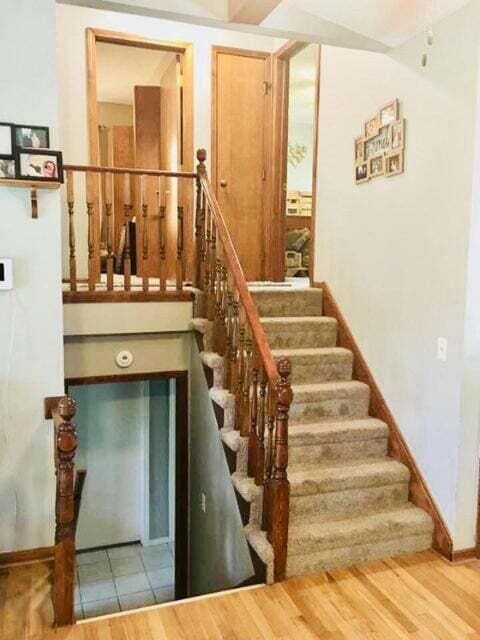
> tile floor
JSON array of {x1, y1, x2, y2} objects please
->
[{"x1": 75, "y1": 542, "x2": 175, "y2": 620}]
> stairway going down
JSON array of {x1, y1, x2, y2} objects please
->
[{"x1": 195, "y1": 286, "x2": 434, "y2": 580}]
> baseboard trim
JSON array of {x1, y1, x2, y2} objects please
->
[
  {"x1": 449, "y1": 548, "x2": 477, "y2": 563},
  {"x1": 0, "y1": 546, "x2": 54, "y2": 568},
  {"x1": 317, "y1": 281, "x2": 453, "y2": 559}
]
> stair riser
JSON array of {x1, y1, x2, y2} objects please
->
[
  {"x1": 252, "y1": 291, "x2": 323, "y2": 317},
  {"x1": 290, "y1": 394, "x2": 370, "y2": 423},
  {"x1": 290, "y1": 483, "x2": 409, "y2": 521},
  {"x1": 289, "y1": 438, "x2": 388, "y2": 466},
  {"x1": 286, "y1": 533, "x2": 432, "y2": 577},
  {"x1": 289, "y1": 358, "x2": 353, "y2": 384},
  {"x1": 264, "y1": 324, "x2": 337, "y2": 349},
  {"x1": 288, "y1": 517, "x2": 433, "y2": 556}
]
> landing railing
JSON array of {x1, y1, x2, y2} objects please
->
[
  {"x1": 194, "y1": 150, "x2": 293, "y2": 581},
  {"x1": 45, "y1": 396, "x2": 84, "y2": 626},
  {"x1": 62, "y1": 163, "x2": 197, "y2": 301}
]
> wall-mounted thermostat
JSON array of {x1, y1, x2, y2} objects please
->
[{"x1": 0, "y1": 259, "x2": 13, "y2": 290}]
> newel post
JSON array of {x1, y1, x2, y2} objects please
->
[
  {"x1": 194, "y1": 148, "x2": 207, "y2": 290},
  {"x1": 268, "y1": 359, "x2": 292, "y2": 582},
  {"x1": 53, "y1": 396, "x2": 78, "y2": 627}
]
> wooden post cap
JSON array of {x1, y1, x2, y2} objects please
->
[
  {"x1": 196, "y1": 148, "x2": 207, "y2": 164},
  {"x1": 58, "y1": 396, "x2": 76, "y2": 421}
]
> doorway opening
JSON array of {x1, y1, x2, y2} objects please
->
[
  {"x1": 66, "y1": 372, "x2": 188, "y2": 619},
  {"x1": 86, "y1": 28, "x2": 194, "y2": 283}
]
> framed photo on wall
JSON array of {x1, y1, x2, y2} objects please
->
[
  {"x1": 0, "y1": 122, "x2": 14, "y2": 159},
  {"x1": 14, "y1": 124, "x2": 50, "y2": 150},
  {"x1": 15, "y1": 148, "x2": 63, "y2": 183},
  {"x1": 391, "y1": 119, "x2": 405, "y2": 150},
  {"x1": 355, "y1": 162, "x2": 369, "y2": 184},
  {"x1": 0, "y1": 158, "x2": 15, "y2": 179},
  {"x1": 369, "y1": 154, "x2": 385, "y2": 178},
  {"x1": 380, "y1": 99, "x2": 399, "y2": 126},
  {"x1": 385, "y1": 150, "x2": 404, "y2": 177}
]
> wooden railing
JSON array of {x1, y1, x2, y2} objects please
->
[
  {"x1": 193, "y1": 149, "x2": 293, "y2": 581},
  {"x1": 62, "y1": 163, "x2": 197, "y2": 301},
  {"x1": 45, "y1": 395, "x2": 84, "y2": 626}
]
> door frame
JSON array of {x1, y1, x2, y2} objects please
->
[
  {"x1": 65, "y1": 370, "x2": 189, "y2": 600},
  {"x1": 211, "y1": 45, "x2": 273, "y2": 281},
  {"x1": 270, "y1": 40, "x2": 321, "y2": 282},
  {"x1": 85, "y1": 28, "x2": 194, "y2": 279}
]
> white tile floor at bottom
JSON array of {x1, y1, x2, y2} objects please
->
[
  {"x1": 83, "y1": 597, "x2": 120, "y2": 617},
  {"x1": 119, "y1": 590, "x2": 156, "y2": 611}
]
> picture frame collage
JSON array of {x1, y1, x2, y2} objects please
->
[
  {"x1": 354, "y1": 99, "x2": 405, "y2": 184},
  {"x1": 0, "y1": 122, "x2": 64, "y2": 183}
]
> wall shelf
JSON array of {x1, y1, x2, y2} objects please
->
[{"x1": 0, "y1": 178, "x2": 61, "y2": 218}]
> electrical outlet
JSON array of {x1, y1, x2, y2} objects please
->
[
  {"x1": 201, "y1": 492, "x2": 206, "y2": 513},
  {"x1": 437, "y1": 337, "x2": 448, "y2": 362}
]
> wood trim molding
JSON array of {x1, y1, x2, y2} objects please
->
[
  {"x1": 65, "y1": 370, "x2": 188, "y2": 387},
  {"x1": 63, "y1": 290, "x2": 194, "y2": 303},
  {"x1": 0, "y1": 546, "x2": 54, "y2": 568},
  {"x1": 449, "y1": 548, "x2": 477, "y2": 563},
  {"x1": 317, "y1": 281, "x2": 454, "y2": 559}
]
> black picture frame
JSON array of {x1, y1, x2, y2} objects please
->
[
  {"x1": 0, "y1": 122, "x2": 15, "y2": 159},
  {"x1": 14, "y1": 124, "x2": 50, "y2": 150},
  {"x1": 15, "y1": 147, "x2": 64, "y2": 183}
]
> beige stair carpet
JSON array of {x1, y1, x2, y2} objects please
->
[{"x1": 194, "y1": 286, "x2": 434, "y2": 580}]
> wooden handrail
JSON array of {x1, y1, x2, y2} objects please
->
[
  {"x1": 193, "y1": 149, "x2": 292, "y2": 582},
  {"x1": 197, "y1": 159, "x2": 278, "y2": 386},
  {"x1": 64, "y1": 163, "x2": 197, "y2": 179}
]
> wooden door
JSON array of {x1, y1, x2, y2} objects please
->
[{"x1": 213, "y1": 47, "x2": 271, "y2": 281}]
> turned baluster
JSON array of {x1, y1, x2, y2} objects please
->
[
  {"x1": 158, "y1": 180, "x2": 167, "y2": 292},
  {"x1": 224, "y1": 290, "x2": 234, "y2": 390},
  {"x1": 66, "y1": 170, "x2": 77, "y2": 292},
  {"x1": 255, "y1": 368, "x2": 267, "y2": 486},
  {"x1": 248, "y1": 359, "x2": 259, "y2": 478},
  {"x1": 268, "y1": 359, "x2": 293, "y2": 582},
  {"x1": 240, "y1": 335, "x2": 253, "y2": 437},
  {"x1": 177, "y1": 197, "x2": 185, "y2": 291},
  {"x1": 123, "y1": 173, "x2": 132, "y2": 291},
  {"x1": 207, "y1": 221, "x2": 217, "y2": 320},
  {"x1": 194, "y1": 149, "x2": 207, "y2": 288},
  {"x1": 105, "y1": 172, "x2": 114, "y2": 291},
  {"x1": 213, "y1": 260, "x2": 227, "y2": 356},
  {"x1": 141, "y1": 176, "x2": 149, "y2": 292},
  {"x1": 204, "y1": 205, "x2": 211, "y2": 299},
  {"x1": 229, "y1": 299, "x2": 240, "y2": 398},
  {"x1": 262, "y1": 390, "x2": 276, "y2": 532},
  {"x1": 86, "y1": 172, "x2": 96, "y2": 292},
  {"x1": 53, "y1": 396, "x2": 77, "y2": 627},
  {"x1": 234, "y1": 316, "x2": 246, "y2": 432}
]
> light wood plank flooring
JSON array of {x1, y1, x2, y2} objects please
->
[{"x1": 2, "y1": 551, "x2": 480, "y2": 639}]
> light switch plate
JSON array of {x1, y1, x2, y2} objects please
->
[{"x1": 0, "y1": 258, "x2": 13, "y2": 290}]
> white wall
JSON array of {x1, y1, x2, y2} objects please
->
[
  {"x1": 0, "y1": 0, "x2": 64, "y2": 552},
  {"x1": 315, "y1": 2, "x2": 480, "y2": 549}
]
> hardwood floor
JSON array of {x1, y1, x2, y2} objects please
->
[{"x1": 2, "y1": 551, "x2": 480, "y2": 639}]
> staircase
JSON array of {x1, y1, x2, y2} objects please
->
[{"x1": 197, "y1": 286, "x2": 434, "y2": 581}]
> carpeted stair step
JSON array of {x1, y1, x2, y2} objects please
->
[
  {"x1": 286, "y1": 529, "x2": 433, "y2": 578},
  {"x1": 287, "y1": 504, "x2": 433, "y2": 557},
  {"x1": 289, "y1": 381, "x2": 370, "y2": 423},
  {"x1": 261, "y1": 317, "x2": 337, "y2": 349},
  {"x1": 272, "y1": 347, "x2": 353, "y2": 383},
  {"x1": 289, "y1": 458, "x2": 410, "y2": 522},
  {"x1": 250, "y1": 288, "x2": 323, "y2": 318},
  {"x1": 289, "y1": 418, "x2": 389, "y2": 465}
]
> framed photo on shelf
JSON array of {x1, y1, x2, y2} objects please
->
[
  {"x1": 385, "y1": 150, "x2": 404, "y2": 177},
  {"x1": 369, "y1": 154, "x2": 385, "y2": 178},
  {"x1": 0, "y1": 158, "x2": 15, "y2": 179},
  {"x1": 14, "y1": 124, "x2": 50, "y2": 150},
  {"x1": 355, "y1": 162, "x2": 369, "y2": 184},
  {"x1": 15, "y1": 148, "x2": 63, "y2": 183},
  {"x1": 0, "y1": 122, "x2": 15, "y2": 159},
  {"x1": 380, "y1": 99, "x2": 399, "y2": 126}
]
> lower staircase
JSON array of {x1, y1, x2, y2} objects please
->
[{"x1": 195, "y1": 286, "x2": 434, "y2": 581}]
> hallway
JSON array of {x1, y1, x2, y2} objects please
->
[{"x1": 2, "y1": 551, "x2": 480, "y2": 639}]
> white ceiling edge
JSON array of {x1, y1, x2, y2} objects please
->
[{"x1": 56, "y1": 0, "x2": 388, "y2": 53}]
